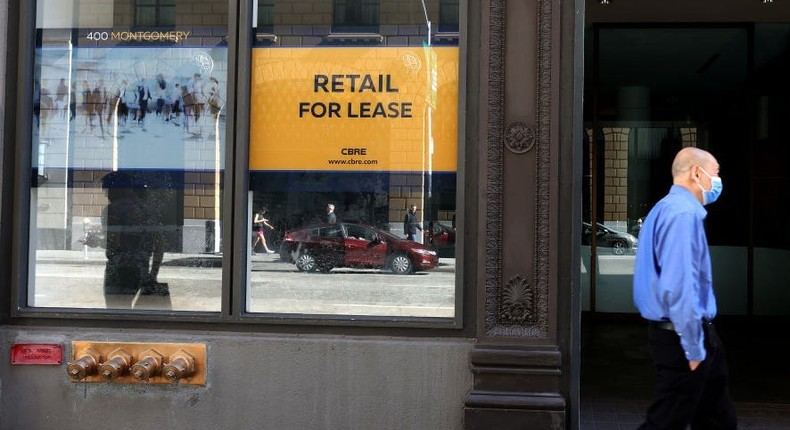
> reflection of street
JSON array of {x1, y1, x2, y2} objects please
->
[
  {"x1": 580, "y1": 246, "x2": 638, "y2": 312},
  {"x1": 31, "y1": 251, "x2": 455, "y2": 317},
  {"x1": 595, "y1": 254, "x2": 636, "y2": 275},
  {"x1": 250, "y1": 256, "x2": 455, "y2": 317}
]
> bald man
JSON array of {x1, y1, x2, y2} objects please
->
[{"x1": 633, "y1": 147, "x2": 735, "y2": 429}]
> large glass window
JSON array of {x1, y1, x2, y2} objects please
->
[
  {"x1": 29, "y1": 0, "x2": 228, "y2": 311},
  {"x1": 248, "y1": 0, "x2": 460, "y2": 318},
  {"x1": 25, "y1": 0, "x2": 461, "y2": 320}
]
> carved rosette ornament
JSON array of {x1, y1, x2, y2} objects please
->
[
  {"x1": 505, "y1": 122, "x2": 536, "y2": 154},
  {"x1": 499, "y1": 275, "x2": 537, "y2": 324}
]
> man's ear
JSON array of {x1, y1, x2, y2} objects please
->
[{"x1": 690, "y1": 165, "x2": 700, "y2": 182}]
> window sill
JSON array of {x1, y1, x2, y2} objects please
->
[
  {"x1": 433, "y1": 32, "x2": 460, "y2": 43},
  {"x1": 324, "y1": 33, "x2": 384, "y2": 44},
  {"x1": 255, "y1": 33, "x2": 278, "y2": 43}
]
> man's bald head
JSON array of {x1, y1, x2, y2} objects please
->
[
  {"x1": 671, "y1": 147, "x2": 715, "y2": 179},
  {"x1": 670, "y1": 147, "x2": 720, "y2": 205}
]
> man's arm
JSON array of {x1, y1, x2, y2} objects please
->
[{"x1": 655, "y1": 211, "x2": 707, "y2": 365}]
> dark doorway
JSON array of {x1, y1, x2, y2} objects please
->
[{"x1": 580, "y1": 24, "x2": 790, "y2": 428}]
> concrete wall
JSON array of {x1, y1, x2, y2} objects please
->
[{"x1": 0, "y1": 327, "x2": 473, "y2": 430}]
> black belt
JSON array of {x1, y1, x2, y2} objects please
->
[
  {"x1": 651, "y1": 320, "x2": 675, "y2": 331},
  {"x1": 650, "y1": 319, "x2": 713, "y2": 331}
]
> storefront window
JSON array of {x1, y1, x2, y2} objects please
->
[
  {"x1": 29, "y1": 0, "x2": 228, "y2": 311},
  {"x1": 248, "y1": 0, "x2": 460, "y2": 317}
]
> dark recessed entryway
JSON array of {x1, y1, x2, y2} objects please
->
[{"x1": 580, "y1": 23, "x2": 790, "y2": 428}]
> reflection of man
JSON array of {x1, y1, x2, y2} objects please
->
[
  {"x1": 136, "y1": 79, "x2": 151, "y2": 128},
  {"x1": 102, "y1": 172, "x2": 149, "y2": 304},
  {"x1": 102, "y1": 171, "x2": 171, "y2": 309},
  {"x1": 207, "y1": 76, "x2": 224, "y2": 117},
  {"x1": 190, "y1": 73, "x2": 206, "y2": 127},
  {"x1": 326, "y1": 204, "x2": 336, "y2": 224},
  {"x1": 633, "y1": 147, "x2": 735, "y2": 429},
  {"x1": 403, "y1": 204, "x2": 422, "y2": 241},
  {"x1": 55, "y1": 78, "x2": 68, "y2": 117}
]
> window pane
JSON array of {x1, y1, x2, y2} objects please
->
[
  {"x1": 31, "y1": 0, "x2": 229, "y2": 311},
  {"x1": 584, "y1": 27, "x2": 749, "y2": 314},
  {"x1": 249, "y1": 0, "x2": 460, "y2": 318},
  {"x1": 333, "y1": 0, "x2": 380, "y2": 33},
  {"x1": 439, "y1": 0, "x2": 459, "y2": 33},
  {"x1": 135, "y1": 7, "x2": 156, "y2": 26}
]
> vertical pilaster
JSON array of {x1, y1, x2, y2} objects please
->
[{"x1": 464, "y1": 0, "x2": 581, "y2": 427}]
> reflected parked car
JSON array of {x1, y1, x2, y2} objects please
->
[
  {"x1": 424, "y1": 221, "x2": 456, "y2": 258},
  {"x1": 279, "y1": 222, "x2": 438, "y2": 274},
  {"x1": 581, "y1": 222, "x2": 638, "y2": 255}
]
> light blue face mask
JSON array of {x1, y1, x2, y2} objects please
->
[{"x1": 697, "y1": 166, "x2": 723, "y2": 205}]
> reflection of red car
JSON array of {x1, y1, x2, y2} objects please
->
[
  {"x1": 279, "y1": 222, "x2": 438, "y2": 274},
  {"x1": 424, "y1": 222, "x2": 456, "y2": 258}
]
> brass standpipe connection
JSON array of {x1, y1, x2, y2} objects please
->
[
  {"x1": 130, "y1": 348, "x2": 164, "y2": 381},
  {"x1": 162, "y1": 349, "x2": 196, "y2": 383},
  {"x1": 98, "y1": 348, "x2": 133, "y2": 381},
  {"x1": 67, "y1": 348, "x2": 102, "y2": 381}
]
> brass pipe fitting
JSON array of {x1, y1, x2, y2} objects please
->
[
  {"x1": 98, "y1": 348, "x2": 133, "y2": 381},
  {"x1": 66, "y1": 348, "x2": 102, "y2": 381},
  {"x1": 162, "y1": 349, "x2": 196, "y2": 383},
  {"x1": 68, "y1": 342, "x2": 206, "y2": 385},
  {"x1": 130, "y1": 348, "x2": 164, "y2": 381}
]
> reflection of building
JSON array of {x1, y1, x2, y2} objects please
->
[{"x1": 3, "y1": 1, "x2": 790, "y2": 430}]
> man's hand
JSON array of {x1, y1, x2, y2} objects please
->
[{"x1": 689, "y1": 360, "x2": 700, "y2": 371}]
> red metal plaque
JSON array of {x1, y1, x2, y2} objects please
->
[{"x1": 11, "y1": 344, "x2": 63, "y2": 365}]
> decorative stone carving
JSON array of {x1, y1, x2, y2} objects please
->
[
  {"x1": 499, "y1": 275, "x2": 537, "y2": 324},
  {"x1": 505, "y1": 122, "x2": 536, "y2": 154},
  {"x1": 485, "y1": 0, "x2": 553, "y2": 338}
]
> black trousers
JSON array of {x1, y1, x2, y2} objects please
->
[{"x1": 638, "y1": 321, "x2": 737, "y2": 430}]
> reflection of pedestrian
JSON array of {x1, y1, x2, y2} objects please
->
[
  {"x1": 190, "y1": 73, "x2": 206, "y2": 126},
  {"x1": 68, "y1": 82, "x2": 77, "y2": 122},
  {"x1": 154, "y1": 74, "x2": 167, "y2": 120},
  {"x1": 180, "y1": 82, "x2": 196, "y2": 134},
  {"x1": 207, "y1": 76, "x2": 224, "y2": 117},
  {"x1": 92, "y1": 80, "x2": 106, "y2": 136},
  {"x1": 252, "y1": 208, "x2": 275, "y2": 254},
  {"x1": 181, "y1": 73, "x2": 206, "y2": 136},
  {"x1": 403, "y1": 204, "x2": 422, "y2": 240},
  {"x1": 136, "y1": 80, "x2": 151, "y2": 129},
  {"x1": 630, "y1": 217, "x2": 643, "y2": 237},
  {"x1": 55, "y1": 78, "x2": 68, "y2": 117},
  {"x1": 170, "y1": 82, "x2": 183, "y2": 125},
  {"x1": 102, "y1": 172, "x2": 149, "y2": 299},
  {"x1": 81, "y1": 80, "x2": 93, "y2": 131},
  {"x1": 633, "y1": 147, "x2": 734, "y2": 429},
  {"x1": 326, "y1": 204, "x2": 336, "y2": 224},
  {"x1": 102, "y1": 171, "x2": 171, "y2": 309}
]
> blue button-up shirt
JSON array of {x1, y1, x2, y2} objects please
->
[{"x1": 633, "y1": 185, "x2": 717, "y2": 362}]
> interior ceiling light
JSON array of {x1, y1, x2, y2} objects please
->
[
  {"x1": 762, "y1": 0, "x2": 774, "y2": 3},
  {"x1": 599, "y1": 0, "x2": 611, "y2": 4}
]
